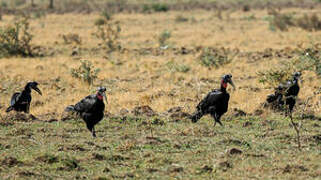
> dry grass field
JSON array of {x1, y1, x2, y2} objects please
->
[{"x1": 0, "y1": 2, "x2": 320, "y2": 179}]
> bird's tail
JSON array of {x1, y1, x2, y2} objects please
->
[
  {"x1": 190, "y1": 110, "x2": 203, "y2": 123},
  {"x1": 266, "y1": 94, "x2": 277, "y2": 103},
  {"x1": 65, "y1": 105, "x2": 76, "y2": 112},
  {"x1": 6, "y1": 106, "x2": 13, "y2": 113}
]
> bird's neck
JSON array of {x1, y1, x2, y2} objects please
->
[
  {"x1": 97, "y1": 93, "x2": 103, "y2": 101},
  {"x1": 22, "y1": 86, "x2": 32, "y2": 94},
  {"x1": 220, "y1": 81, "x2": 227, "y2": 92}
]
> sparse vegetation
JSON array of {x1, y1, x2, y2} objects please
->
[
  {"x1": 71, "y1": 60, "x2": 100, "y2": 85},
  {"x1": 0, "y1": 16, "x2": 34, "y2": 57},
  {"x1": 257, "y1": 68, "x2": 293, "y2": 87},
  {"x1": 93, "y1": 13, "x2": 121, "y2": 53},
  {"x1": 158, "y1": 30, "x2": 171, "y2": 48},
  {"x1": 61, "y1": 33, "x2": 81, "y2": 45},
  {"x1": 166, "y1": 60, "x2": 190, "y2": 73},
  {"x1": 0, "y1": 3, "x2": 320, "y2": 179},
  {"x1": 268, "y1": 9, "x2": 321, "y2": 31},
  {"x1": 175, "y1": 15, "x2": 188, "y2": 22},
  {"x1": 198, "y1": 47, "x2": 232, "y2": 68}
]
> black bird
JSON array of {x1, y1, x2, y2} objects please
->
[
  {"x1": 65, "y1": 87, "x2": 108, "y2": 137},
  {"x1": 266, "y1": 72, "x2": 301, "y2": 117},
  {"x1": 191, "y1": 74, "x2": 235, "y2": 126},
  {"x1": 6, "y1": 81, "x2": 42, "y2": 113}
]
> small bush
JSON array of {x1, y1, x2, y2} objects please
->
[
  {"x1": 32, "y1": 11, "x2": 46, "y2": 19},
  {"x1": 62, "y1": 33, "x2": 81, "y2": 45},
  {"x1": 142, "y1": 4, "x2": 151, "y2": 13},
  {"x1": 257, "y1": 68, "x2": 293, "y2": 87},
  {"x1": 268, "y1": 9, "x2": 294, "y2": 31},
  {"x1": 151, "y1": 3, "x2": 169, "y2": 12},
  {"x1": 198, "y1": 48, "x2": 232, "y2": 68},
  {"x1": 71, "y1": 60, "x2": 100, "y2": 85},
  {"x1": 166, "y1": 60, "x2": 190, "y2": 73},
  {"x1": 158, "y1": 30, "x2": 171, "y2": 48},
  {"x1": 175, "y1": 15, "x2": 188, "y2": 23},
  {"x1": 142, "y1": 3, "x2": 169, "y2": 13},
  {"x1": 294, "y1": 48, "x2": 321, "y2": 77},
  {"x1": 101, "y1": 10, "x2": 112, "y2": 21},
  {"x1": 93, "y1": 12, "x2": 121, "y2": 53},
  {"x1": 296, "y1": 14, "x2": 321, "y2": 31},
  {"x1": 0, "y1": 16, "x2": 34, "y2": 57}
]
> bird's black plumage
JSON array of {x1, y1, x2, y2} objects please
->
[
  {"x1": 6, "y1": 82, "x2": 42, "y2": 113},
  {"x1": 191, "y1": 74, "x2": 235, "y2": 126},
  {"x1": 65, "y1": 87, "x2": 107, "y2": 137},
  {"x1": 266, "y1": 72, "x2": 301, "y2": 114}
]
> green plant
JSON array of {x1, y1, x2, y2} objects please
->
[
  {"x1": 268, "y1": 9, "x2": 294, "y2": 31},
  {"x1": 0, "y1": 16, "x2": 34, "y2": 57},
  {"x1": 71, "y1": 60, "x2": 100, "y2": 85},
  {"x1": 151, "y1": 3, "x2": 169, "y2": 12},
  {"x1": 294, "y1": 49, "x2": 321, "y2": 76},
  {"x1": 158, "y1": 30, "x2": 171, "y2": 48},
  {"x1": 101, "y1": 10, "x2": 112, "y2": 21},
  {"x1": 175, "y1": 15, "x2": 188, "y2": 23},
  {"x1": 93, "y1": 13, "x2": 121, "y2": 53},
  {"x1": 257, "y1": 67, "x2": 293, "y2": 87},
  {"x1": 62, "y1": 33, "x2": 82, "y2": 45},
  {"x1": 142, "y1": 4, "x2": 151, "y2": 13},
  {"x1": 166, "y1": 60, "x2": 190, "y2": 73},
  {"x1": 198, "y1": 47, "x2": 232, "y2": 68},
  {"x1": 296, "y1": 14, "x2": 321, "y2": 31}
]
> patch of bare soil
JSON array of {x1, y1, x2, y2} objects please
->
[
  {"x1": 60, "y1": 111, "x2": 78, "y2": 121},
  {"x1": 167, "y1": 106, "x2": 191, "y2": 120},
  {"x1": 1, "y1": 157, "x2": 23, "y2": 168},
  {"x1": 3, "y1": 112, "x2": 37, "y2": 122},
  {"x1": 132, "y1": 106, "x2": 157, "y2": 117},
  {"x1": 282, "y1": 164, "x2": 309, "y2": 173},
  {"x1": 35, "y1": 154, "x2": 59, "y2": 164},
  {"x1": 58, "y1": 144, "x2": 88, "y2": 152}
]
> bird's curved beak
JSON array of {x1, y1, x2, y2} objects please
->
[
  {"x1": 229, "y1": 79, "x2": 236, "y2": 90},
  {"x1": 33, "y1": 86, "x2": 42, "y2": 95},
  {"x1": 103, "y1": 92, "x2": 108, "y2": 104}
]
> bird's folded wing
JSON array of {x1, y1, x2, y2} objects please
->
[
  {"x1": 197, "y1": 90, "x2": 222, "y2": 111},
  {"x1": 74, "y1": 95, "x2": 97, "y2": 112},
  {"x1": 10, "y1": 92, "x2": 21, "y2": 106}
]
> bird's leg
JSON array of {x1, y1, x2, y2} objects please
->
[
  {"x1": 92, "y1": 127, "x2": 96, "y2": 138},
  {"x1": 26, "y1": 104, "x2": 30, "y2": 114},
  {"x1": 216, "y1": 114, "x2": 223, "y2": 127}
]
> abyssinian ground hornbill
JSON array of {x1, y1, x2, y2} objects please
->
[
  {"x1": 266, "y1": 72, "x2": 302, "y2": 117},
  {"x1": 6, "y1": 81, "x2": 42, "y2": 113},
  {"x1": 191, "y1": 74, "x2": 235, "y2": 126},
  {"x1": 65, "y1": 87, "x2": 108, "y2": 137}
]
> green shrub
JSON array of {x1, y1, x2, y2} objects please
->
[
  {"x1": 62, "y1": 33, "x2": 82, "y2": 45},
  {"x1": 198, "y1": 48, "x2": 232, "y2": 68},
  {"x1": 295, "y1": 48, "x2": 321, "y2": 77},
  {"x1": 71, "y1": 60, "x2": 100, "y2": 85},
  {"x1": 268, "y1": 9, "x2": 294, "y2": 31},
  {"x1": 93, "y1": 17, "x2": 121, "y2": 53},
  {"x1": 166, "y1": 60, "x2": 190, "y2": 73},
  {"x1": 257, "y1": 68, "x2": 293, "y2": 87},
  {"x1": 0, "y1": 16, "x2": 34, "y2": 57},
  {"x1": 158, "y1": 30, "x2": 171, "y2": 48},
  {"x1": 296, "y1": 14, "x2": 321, "y2": 31},
  {"x1": 175, "y1": 15, "x2": 188, "y2": 22},
  {"x1": 151, "y1": 3, "x2": 169, "y2": 12}
]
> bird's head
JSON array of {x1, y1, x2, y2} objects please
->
[
  {"x1": 27, "y1": 81, "x2": 42, "y2": 95},
  {"x1": 221, "y1": 74, "x2": 235, "y2": 90},
  {"x1": 97, "y1": 86, "x2": 108, "y2": 103},
  {"x1": 293, "y1": 72, "x2": 302, "y2": 82}
]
